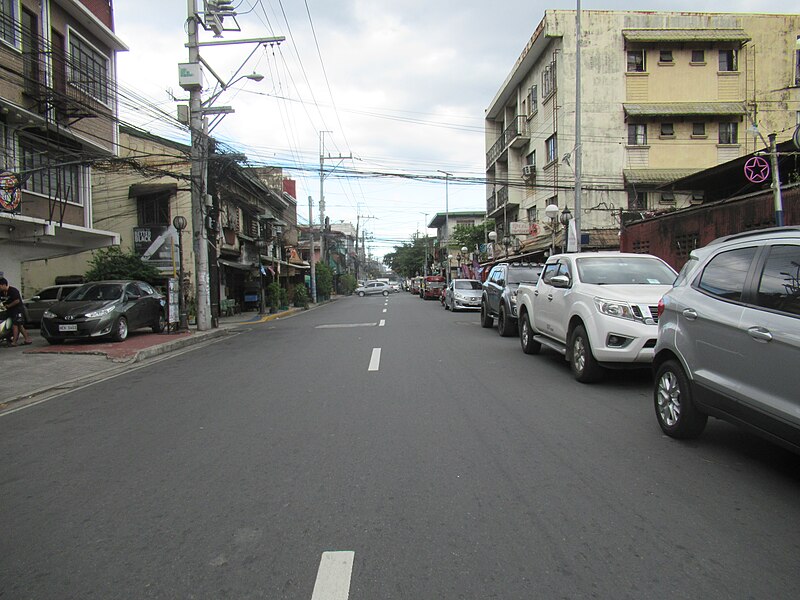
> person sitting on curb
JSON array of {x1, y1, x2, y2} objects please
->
[{"x1": 0, "y1": 277, "x2": 33, "y2": 346}]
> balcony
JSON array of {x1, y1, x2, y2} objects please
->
[
  {"x1": 486, "y1": 116, "x2": 530, "y2": 168},
  {"x1": 486, "y1": 185, "x2": 516, "y2": 218}
]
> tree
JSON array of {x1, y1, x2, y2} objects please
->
[
  {"x1": 85, "y1": 246, "x2": 162, "y2": 284},
  {"x1": 383, "y1": 235, "x2": 432, "y2": 277},
  {"x1": 451, "y1": 220, "x2": 495, "y2": 260},
  {"x1": 315, "y1": 262, "x2": 333, "y2": 299}
]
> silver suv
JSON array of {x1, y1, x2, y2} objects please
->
[{"x1": 653, "y1": 227, "x2": 800, "y2": 453}]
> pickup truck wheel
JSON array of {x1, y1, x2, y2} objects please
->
[
  {"x1": 480, "y1": 301, "x2": 493, "y2": 328},
  {"x1": 519, "y1": 312, "x2": 541, "y2": 355},
  {"x1": 654, "y1": 360, "x2": 707, "y2": 438},
  {"x1": 497, "y1": 305, "x2": 517, "y2": 337},
  {"x1": 569, "y1": 324, "x2": 603, "y2": 382}
]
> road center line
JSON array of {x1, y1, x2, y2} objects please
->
[
  {"x1": 311, "y1": 551, "x2": 354, "y2": 600},
  {"x1": 382, "y1": 308, "x2": 387, "y2": 313},
  {"x1": 315, "y1": 323, "x2": 376, "y2": 329},
  {"x1": 379, "y1": 319, "x2": 385, "y2": 327},
  {"x1": 368, "y1": 348, "x2": 381, "y2": 371}
]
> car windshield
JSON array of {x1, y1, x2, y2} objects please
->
[
  {"x1": 576, "y1": 257, "x2": 676, "y2": 285},
  {"x1": 65, "y1": 283, "x2": 124, "y2": 301},
  {"x1": 455, "y1": 281, "x2": 482, "y2": 290},
  {"x1": 507, "y1": 268, "x2": 540, "y2": 284}
]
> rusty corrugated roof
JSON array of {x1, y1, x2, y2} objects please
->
[{"x1": 624, "y1": 169, "x2": 702, "y2": 184}]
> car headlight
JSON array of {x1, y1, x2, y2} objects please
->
[
  {"x1": 43, "y1": 310, "x2": 57, "y2": 319},
  {"x1": 454, "y1": 293, "x2": 466, "y2": 300},
  {"x1": 594, "y1": 297, "x2": 636, "y2": 321},
  {"x1": 85, "y1": 305, "x2": 115, "y2": 318}
]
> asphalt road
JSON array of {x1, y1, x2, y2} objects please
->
[{"x1": 2, "y1": 292, "x2": 799, "y2": 599}]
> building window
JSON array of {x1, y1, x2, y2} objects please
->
[
  {"x1": 0, "y1": 0, "x2": 19, "y2": 48},
  {"x1": 659, "y1": 50, "x2": 673, "y2": 63},
  {"x1": 527, "y1": 206, "x2": 538, "y2": 223},
  {"x1": 137, "y1": 191, "x2": 170, "y2": 226},
  {"x1": 660, "y1": 192, "x2": 676, "y2": 204},
  {"x1": 628, "y1": 189, "x2": 645, "y2": 210},
  {"x1": 691, "y1": 50, "x2": 705, "y2": 64},
  {"x1": 19, "y1": 142, "x2": 82, "y2": 205},
  {"x1": 527, "y1": 84, "x2": 538, "y2": 115},
  {"x1": 719, "y1": 122, "x2": 738, "y2": 144},
  {"x1": 660, "y1": 123, "x2": 674, "y2": 137},
  {"x1": 68, "y1": 30, "x2": 110, "y2": 104},
  {"x1": 719, "y1": 49, "x2": 738, "y2": 72},
  {"x1": 545, "y1": 134, "x2": 557, "y2": 164},
  {"x1": 541, "y1": 61, "x2": 556, "y2": 99},
  {"x1": 627, "y1": 50, "x2": 646, "y2": 72},
  {"x1": 795, "y1": 35, "x2": 800, "y2": 86},
  {"x1": 692, "y1": 122, "x2": 706, "y2": 136},
  {"x1": 628, "y1": 124, "x2": 647, "y2": 146}
]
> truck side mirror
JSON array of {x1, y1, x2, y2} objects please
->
[{"x1": 550, "y1": 274, "x2": 571, "y2": 288}]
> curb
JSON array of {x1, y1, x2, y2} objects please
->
[{"x1": 132, "y1": 328, "x2": 231, "y2": 363}]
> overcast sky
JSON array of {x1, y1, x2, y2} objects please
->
[{"x1": 113, "y1": 0, "x2": 797, "y2": 260}]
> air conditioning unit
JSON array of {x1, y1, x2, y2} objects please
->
[{"x1": 522, "y1": 165, "x2": 535, "y2": 181}]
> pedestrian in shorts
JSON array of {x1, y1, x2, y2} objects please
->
[{"x1": 0, "y1": 277, "x2": 32, "y2": 346}]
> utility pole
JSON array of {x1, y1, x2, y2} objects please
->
[
  {"x1": 319, "y1": 131, "x2": 351, "y2": 265},
  {"x1": 186, "y1": 0, "x2": 211, "y2": 331},
  {"x1": 183, "y1": 0, "x2": 283, "y2": 329},
  {"x1": 574, "y1": 0, "x2": 582, "y2": 252},
  {"x1": 768, "y1": 133, "x2": 784, "y2": 227},
  {"x1": 308, "y1": 196, "x2": 317, "y2": 303},
  {"x1": 438, "y1": 171, "x2": 451, "y2": 286}
]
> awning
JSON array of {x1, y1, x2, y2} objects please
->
[
  {"x1": 622, "y1": 29, "x2": 750, "y2": 44},
  {"x1": 128, "y1": 183, "x2": 178, "y2": 198},
  {"x1": 624, "y1": 102, "x2": 746, "y2": 118},
  {"x1": 624, "y1": 169, "x2": 701, "y2": 185},
  {"x1": 218, "y1": 258, "x2": 255, "y2": 272}
]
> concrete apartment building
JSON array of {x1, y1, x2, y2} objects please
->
[
  {"x1": 0, "y1": 0, "x2": 126, "y2": 288},
  {"x1": 485, "y1": 10, "x2": 800, "y2": 256}
]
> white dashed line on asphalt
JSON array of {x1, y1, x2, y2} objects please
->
[
  {"x1": 311, "y1": 551, "x2": 354, "y2": 600},
  {"x1": 315, "y1": 323, "x2": 376, "y2": 329},
  {"x1": 382, "y1": 308, "x2": 387, "y2": 313},
  {"x1": 379, "y1": 319, "x2": 385, "y2": 327},
  {"x1": 368, "y1": 348, "x2": 381, "y2": 371}
]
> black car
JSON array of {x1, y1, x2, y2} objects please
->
[
  {"x1": 480, "y1": 262, "x2": 542, "y2": 336},
  {"x1": 24, "y1": 284, "x2": 82, "y2": 326},
  {"x1": 41, "y1": 280, "x2": 166, "y2": 344}
]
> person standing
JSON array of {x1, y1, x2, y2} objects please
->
[{"x1": 0, "y1": 277, "x2": 32, "y2": 346}]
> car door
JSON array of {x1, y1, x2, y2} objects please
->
[
  {"x1": 736, "y1": 243, "x2": 800, "y2": 428},
  {"x1": 535, "y1": 259, "x2": 571, "y2": 342},
  {"x1": 489, "y1": 266, "x2": 505, "y2": 314},
  {"x1": 123, "y1": 282, "x2": 144, "y2": 329},
  {"x1": 136, "y1": 281, "x2": 161, "y2": 326},
  {"x1": 26, "y1": 286, "x2": 60, "y2": 323},
  {"x1": 676, "y1": 246, "x2": 756, "y2": 407}
]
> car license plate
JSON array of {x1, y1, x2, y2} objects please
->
[{"x1": 59, "y1": 324, "x2": 78, "y2": 332}]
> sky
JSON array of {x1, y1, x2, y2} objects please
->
[{"x1": 113, "y1": 0, "x2": 797, "y2": 261}]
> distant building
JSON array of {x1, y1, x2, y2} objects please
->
[{"x1": 485, "y1": 10, "x2": 800, "y2": 258}]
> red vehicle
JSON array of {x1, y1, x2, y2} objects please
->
[{"x1": 421, "y1": 276, "x2": 446, "y2": 300}]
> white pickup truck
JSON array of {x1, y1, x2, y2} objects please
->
[{"x1": 516, "y1": 251, "x2": 677, "y2": 382}]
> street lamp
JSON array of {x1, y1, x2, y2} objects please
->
[
  {"x1": 172, "y1": 215, "x2": 189, "y2": 332},
  {"x1": 545, "y1": 204, "x2": 574, "y2": 255},
  {"x1": 460, "y1": 245, "x2": 468, "y2": 277}
]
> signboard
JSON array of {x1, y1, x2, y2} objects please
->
[
  {"x1": 167, "y1": 277, "x2": 179, "y2": 325},
  {"x1": 133, "y1": 226, "x2": 177, "y2": 271},
  {"x1": 744, "y1": 156, "x2": 770, "y2": 184},
  {"x1": 0, "y1": 172, "x2": 21, "y2": 212},
  {"x1": 509, "y1": 221, "x2": 529, "y2": 235}
]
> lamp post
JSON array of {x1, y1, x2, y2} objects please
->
[
  {"x1": 488, "y1": 230, "x2": 497, "y2": 261},
  {"x1": 173, "y1": 215, "x2": 189, "y2": 332},
  {"x1": 545, "y1": 204, "x2": 574, "y2": 255},
  {"x1": 460, "y1": 246, "x2": 468, "y2": 277}
]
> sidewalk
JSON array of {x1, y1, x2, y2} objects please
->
[{"x1": 1, "y1": 305, "x2": 309, "y2": 411}]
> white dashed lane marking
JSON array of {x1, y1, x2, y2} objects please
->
[
  {"x1": 379, "y1": 319, "x2": 385, "y2": 327},
  {"x1": 368, "y1": 348, "x2": 381, "y2": 371},
  {"x1": 311, "y1": 551, "x2": 354, "y2": 600}
]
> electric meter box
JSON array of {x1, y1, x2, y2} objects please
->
[{"x1": 178, "y1": 62, "x2": 204, "y2": 90}]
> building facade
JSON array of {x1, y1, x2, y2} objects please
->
[
  {"x1": 485, "y1": 10, "x2": 800, "y2": 257},
  {"x1": 0, "y1": 0, "x2": 127, "y2": 288}
]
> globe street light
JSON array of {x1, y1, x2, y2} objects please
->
[{"x1": 172, "y1": 215, "x2": 189, "y2": 332}]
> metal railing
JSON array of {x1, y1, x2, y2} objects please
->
[{"x1": 486, "y1": 116, "x2": 529, "y2": 167}]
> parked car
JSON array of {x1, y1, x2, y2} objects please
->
[
  {"x1": 355, "y1": 281, "x2": 390, "y2": 297},
  {"x1": 444, "y1": 279, "x2": 482, "y2": 311},
  {"x1": 40, "y1": 280, "x2": 166, "y2": 344},
  {"x1": 24, "y1": 284, "x2": 82, "y2": 326},
  {"x1": 515, "y1": 252, "x2": 677, "y2": 382},
  {"x1": 388, "y1": 280, "x2": 401, "y2": 293},
  {"x1": 653, "y1": 226, "x2": 800, "y2": 453},
  {"x1": 480, "y1": 262, "x2": 543, "y2": 336}
]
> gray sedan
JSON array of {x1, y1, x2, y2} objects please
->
[
  {"x1": 355, "y1": 281, "x2": 390, "y2": 297},
  {"x1": 444, "y1": 279, "x2": 482, "y2": 311}
]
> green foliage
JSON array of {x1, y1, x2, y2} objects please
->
[
  {"x1": 266, "y1": 282, "x2": 281, "y2": 310},
  {"x1": 451, "y1": 220, "x2": 495, "y2": 259},
  {"x1": 315, "y1": 262, "x2": 333, "y2": 299},
  {"x1": 292, "y1": 283, "x2": 309, "y2": 308},
  {"x1": 279, "y1": 287, "x2": 289, "y2": 309},
  {"x1": 383, "y1": 235, "x2": 433, "y2": 277},
  {"x1": 85, "y1": 246, "x2": 163, "y2": 284},
  {"x1": 340, "y1": 273, "x2": 357, "y2": 295}
]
